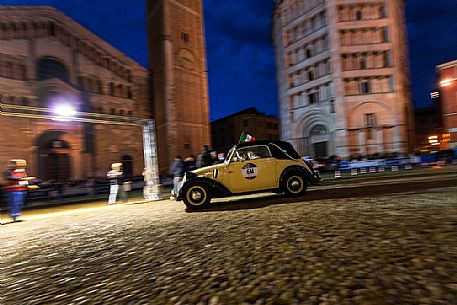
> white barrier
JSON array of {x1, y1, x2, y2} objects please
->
[{"x1": 351, "y1": 168, "x2": 358, "y2": 176}]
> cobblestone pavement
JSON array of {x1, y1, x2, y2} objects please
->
[{"x1": 1, "y1": 175, "x2": 457, "y2": 304}]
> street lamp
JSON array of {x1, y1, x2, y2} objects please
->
[
  {"x1": 52, "y1": 103, "x2": 77, "y2": 121},
  {"x1": 3, "y1": 103, "x2": 161, "y2": 201}
]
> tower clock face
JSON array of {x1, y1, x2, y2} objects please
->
[{"x1": 177, "y1": 49, "x2": 195, "y2": 70}]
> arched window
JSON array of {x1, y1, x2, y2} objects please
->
[
  {"x1": 47, "y1": 22, "x2": 55, "y2": 36},
  {"x1": 355, "y1": 10, "x2": 362, "y2": 20},
  {"x1": 308, "y1": 69, "x2": 315, "y2": 81},
  {"x1": 97, "y1": 80, "x2": 103, "y2": 94},
  {"x1": 306, "y1": 48, "x2": 312, "y2": 59},
  {"x1": 37, "y1": 58, "x2": 69, "y2": 82},
  {"x1": 310, "y1": 124, "x2": 328, "y2": 136},
  {"x1": 359, "y1": 55, "x2": 367, "y2": 69}
]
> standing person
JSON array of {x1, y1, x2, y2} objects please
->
[
  {"x1": 196, "y1": 145, "x2": 214, "y2": 168},
  {"x1": 169, "y1": 155, "x2": 184, "y2": 200},
  {"x1": 107, "y1": 163, "x2": 124, "y2": 205},
  {"x1": 2, "y1": 159, "x2": 29, "y2": 222},
  {"x1": 183, "y1": 155, "x2": 197, "y2": 172}
]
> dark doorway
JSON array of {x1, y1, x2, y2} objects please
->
[
  {"x1": 36, "y1": 131, "x2": 72, "y2": 181},
  {"x1": 314, "y1": 142, "x2": 328, "y2": 159},
  {"x1": 45, "y1": 153, "x2": 71, "y2": 180},
  {"x1": 122, "y1": 155, "x2": 133, "y2": 177}
]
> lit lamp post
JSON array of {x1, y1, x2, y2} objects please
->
[
  {"x1": 428, "y1": 135, "x2": 440, "y2": 147},
  {"x1": 440, "y1": 79, "x2": 454, "y2": 87},
  {"x1": 3, "y1": 103, "x2": 161, "y2": 201},
  {"x1": 52, "y1": 103, "x2": 78, "y2": 121},
  {"x1": 439, "y1": 77, "x2": 456, "y2": 150}
]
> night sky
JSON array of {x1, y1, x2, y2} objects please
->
[{"x1": 3, "y1": 0, "x2": 457, "y2": 120}]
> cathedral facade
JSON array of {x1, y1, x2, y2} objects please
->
[
  {"x1": 147, "y1": 0, "x2": 211, "y2": 171},
  {"x1": 272, "y1": 0, "x2": 414, "y2": 159},
  {"x1": 0, "y1": 6, "x2": 150, "y2": 180}
]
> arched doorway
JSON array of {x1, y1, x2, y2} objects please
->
[
  {"x1": 310, "y1": 124, "x2": 329, "y2": 159},
  {"x1": 36, "y1": 131, "x2": 72, "y2": 180},
  {"x1": 122, "y1": 155, "x2": 133, "y2": 177}
]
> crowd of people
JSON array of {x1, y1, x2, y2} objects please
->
[{"x1": 168, "y1": 145, "x2": 225, "y2": 200}]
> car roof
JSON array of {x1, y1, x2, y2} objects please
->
[{"x1": 235, "y1": 140, "x2": 301, "y2": 160}]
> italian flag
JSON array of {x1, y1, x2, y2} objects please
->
[{"x1": 239, "y1": 132, "x2": 256, "y2": 143}]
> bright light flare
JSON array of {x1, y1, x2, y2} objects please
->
[
  {"x1": 440, "y1": 79, "x2": 453, "y2": 87},
  {"x1": 53, "y1": 104, "x2": 77, "y2": 121}
]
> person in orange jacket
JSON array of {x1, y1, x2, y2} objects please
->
[{"x1": 3, "y1": 160, "x2": 29, "y2": 222}]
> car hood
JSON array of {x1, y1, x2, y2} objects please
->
[{"x1": 191, "y1": 163, "x2": 225, "y2": 177}]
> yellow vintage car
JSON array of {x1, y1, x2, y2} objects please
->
[{"x1": 178, "y1": 141, "x2": 321, "y2": 210}]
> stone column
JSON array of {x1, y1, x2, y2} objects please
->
[
  {"x1": 27, "y1": 39, "x2": 36, "y2": 80},
  {"x1": 377, "y1": 128, "x2": 384, "y2": 154},
  {"x1": 393, "y1": 125, "x2": 401, "y2": 152},
  {"x1": 358, "y1": 130, "x2": 366, "y2": 156}
]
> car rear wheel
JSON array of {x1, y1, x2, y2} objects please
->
[
  {"x1": 181, "y1": 182, "x2": 212, "y2": 210},
  {"x1": 282, "y1": 172, "x2": 307, "y2": 197}
]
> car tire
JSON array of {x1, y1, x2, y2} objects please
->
[
  {"x1": 181, "y1": 182, "x2": 212, "y2": 210},
  {"x1": 282, "y1": 172, "x2": 307, "y2": 197}
]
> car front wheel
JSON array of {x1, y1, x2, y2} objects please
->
[
  {"x1": 282, "y1": 172, "x2": 307, "y2": 197},
  {"x1": 181, "y1": 182, "x2": 212, "y2": 210}
]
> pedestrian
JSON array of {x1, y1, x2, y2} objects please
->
[
  {"x1": 183, "y1": 155, "x2": 197, "y2": 172},
  {"x1": 107, "y1": 163, "x2": 124, "y2": 205},
  {"x1": 196, "y1": 145, "x2": 214, "y2": 168},
  {"x1": 169, "y1": 155, "x2": 185, "y2": 200},
  {"x1": 2, "y1": 159, "x2": 30, "y2": 222},
  {"x1": 86, "y1": 178, "x2": 96, "y2": 197}
]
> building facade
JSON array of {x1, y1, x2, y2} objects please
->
[
  {"x1": 147, "y1": 0, "x2": 211, "y2": 171},
  {"x1": 0, "y1": 6, "x2": 149, "y2": 180},
  {"x1": 272, "y1": 0, "x2": 413, "y2": 159},
  {"x1": 437, "y1": 60, "x2": 457, "y2": 149},
  {"x1": 211, "y1": 107, "x2": 280, "y2": 153}
]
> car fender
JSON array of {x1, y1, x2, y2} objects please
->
[
  {"x1": 280, "y1": 165, "x2": 316, "y2": 186},
  {"x1": 179, "y1": 177, "x2": 231, "y2": 199}
]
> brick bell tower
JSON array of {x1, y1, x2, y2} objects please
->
[{"x1": 147, "y1": 0, "x2": 211, "y2": 171}]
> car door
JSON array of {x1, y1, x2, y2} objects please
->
[{"x1": 226, "y1": 145, "x2": 276, "y2": 193}]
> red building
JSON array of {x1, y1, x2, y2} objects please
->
[{"x1": 437, "y1": 60, "x2": 457, "y2": 149}]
